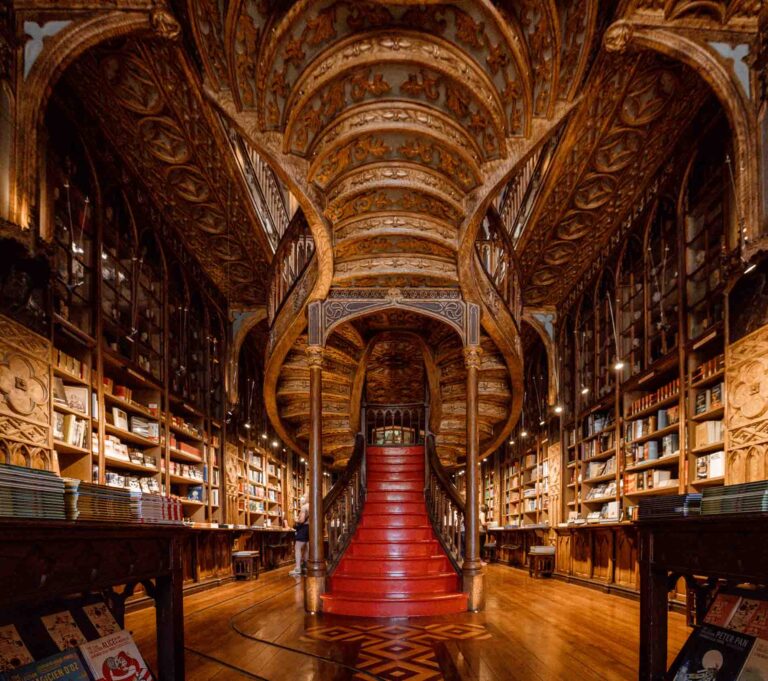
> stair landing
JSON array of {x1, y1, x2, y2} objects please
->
[{"x1": 321, "y1": 445, "x2": 467, "y2": 617}]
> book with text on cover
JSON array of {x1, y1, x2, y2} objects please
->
[
  {"x1": 738, "y1": 638, "x2": 768, "y2": 681},
  {"x1": 1, "y1": 650, "x2": 88, "y2": 681},
  {"x1": 667, "y1": 624, "x2": 754, "y2": 681},
  {"x1": 706, "y1": 594, "x2": 744, "y2": 628},
  {"x1": 79, "y1": 630, "x2": 153, "y2": 681}
]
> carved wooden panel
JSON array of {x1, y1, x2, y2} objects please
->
[
  {"x1": 0, "y1": 314, "x2": 54, "y2": 471},
  {"x1": 547, "y1": 441, "x2": 562, "y2": 527},
  {"x1": 726, "y1": 322, "x2": 768, "y2": 484},
  {"x1": 555, "y1": 532, "x2": 572, "y2": 575},
  {"x1": 614, "y1": 527, "x2": 638, "y2": 589},
  {"x1": 591, "y1": 529, "x2": 613, "y2": 583},
  {"x1": 572, "y1": 530, "x2": 592, "y2": 579}
]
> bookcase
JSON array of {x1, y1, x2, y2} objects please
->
[{"x1": 496, "y1": 435, "x2": 550, "y2": 527}]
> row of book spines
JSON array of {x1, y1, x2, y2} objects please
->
[
  {"x1": 52, "y1": 348, "x2": 86, "y2": 379},
  {"x1": 627, "y1": 377, "x2": 680, "y2": 416},
  {"x1": 692, "y1": 353, "x2": 725, "y2": 383}
]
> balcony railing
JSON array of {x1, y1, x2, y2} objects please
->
[
  {"x1": 475, "y1": 207, "x2": 522, "y2": 323},
  {"x1": 323, "y1": 433, "x2": 366, "y2": 573},
  {"x1": 363, "y1": 402, "x2": 427, "y2": 446},
  {"x1": 424, "y1": 434, "x2": 464, "y2": 573},
  {"x1": 267, "y1": 211, "x2": 315, "y2": 325}
]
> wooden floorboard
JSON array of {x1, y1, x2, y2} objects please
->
[{"x1": 126, "y1": 565, "x2": 689, "y2": 680}]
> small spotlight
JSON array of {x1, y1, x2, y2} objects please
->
[
  {"x1": 539, "y1": 419, "x2": 546, "y2": 426},
  {"x1": 243, "y1": 421, "x2": 252, "y2": 430},
  {"x1": 261, "y1": 433, "x2": 268, "y2": 440},
  {"x1": 509, "y1": 439, "x2": 515, "y2": 445},
  {"x1": 581, "y1": 386, "x2": 589, "y2": 395},
  {"x1": 554, "y1": 405, "x2": 563, "y2": 414},
  {"x1": 614, "y1": 360, "x2": 625, "y2": 371},
  {"x1": 300, "y1": 458, "x2": 306, "y2": 463},
  {"x1": 521, "y1": 430, "x2": 528, "y2": 438},
  {"x1": 745, "y1": 263, "x2": 757, "y2": 274},
  {"x1": 271, "y1": 440, "x2": 279, "y2": 448}
]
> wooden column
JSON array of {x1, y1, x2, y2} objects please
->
[
  {"x1": 463, "y1": 345, "x2": 484, "y2": 610},
  {"x1": 304, "y1": 344, "x2": 325, "y2": 612}
]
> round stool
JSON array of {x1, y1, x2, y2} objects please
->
[{"x1": 528, "y1": 545, "x2": 555, "y2": 578}]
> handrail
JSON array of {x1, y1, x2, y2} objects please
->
[
  {"x1": 475, "y1": 206, "x2": 523, "y2": 323},
  {"x1": 424, "y1": 434, "x2": 465, "y2": 574},
  {"x1": 363, "y1": 402, "x2": 427, "y2": 446},
  {"x1": 267, "y1": 210, "x2": 315, "y2": 325},
  {"x1": 322, "y1": 433, "x2": 366, "y2": 573}
]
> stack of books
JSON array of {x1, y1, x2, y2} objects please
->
[
  {"x1": 64, "y1": 480, "x2": 137, "y2": 522},
  {"x1": 136, "y1": 493, "x2": 183, "y2": 524},
  {"x1": 702, "y1": 481, "x2": 768, "y2": 515},
  {"x1": 637, "y1": 493, "x2": 702, "y2": 520},
  {"x1": 0, "y1": 465, "x2": 66, "y2": 520}
]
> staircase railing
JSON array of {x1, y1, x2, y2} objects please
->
[
  {"x1": 363, "y1": 402, "x2": 427, "y2": 446},
  {"x1": 424, "y1": 434, "x2": 465, "y2": 574},
  {"x1": 267, "y1": 210, "x2": 315, "y2": 325},
  {"x1": 322, "y1": 433, "x2": 366, "y2": 573},
  {"x1": 475, "y1": 207, "x2": 523, "y2": 324}
]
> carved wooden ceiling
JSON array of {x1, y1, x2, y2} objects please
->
[
  {"x1": 365, "y1": 335, "x2": 425, "y2": 404},
  {"x1": 183, "y1": 0, "x2": 599, "y2": 291},
  {"x1": 65, "y1": 37, "x2": 273, "y2": 306},
  {"x1": 517, "y1": 50, "x2": 713, "y2": 307}
]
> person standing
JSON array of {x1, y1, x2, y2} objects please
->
[
  {"x1": 479, "y1": 504, "x2": 488, "y2": 565},
  {"x1": 289, "y1": 495, "x2": 309, "y2": 577}
]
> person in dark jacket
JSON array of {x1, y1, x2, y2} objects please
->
[{"x1": 289, "y1": 495, "x2": 309, "y2": 577}]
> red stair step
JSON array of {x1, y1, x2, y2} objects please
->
[
  {"x1": 346, "y1": 540, "x2": 440, "y2": 558},
  {"x1": 359, "y1": 514, "x2": 429, "y2": 529},
  {"x1": 367, "y1": 471, "x2": 423, "y2": 482},
  {"x1": 367, "y1": 478, "x2": 421, "y2": 487},
  {"x1": 356, "y1": 527, "x2": 433, "y2": 542},
  {"x1": 366, "y1": 491, "x2": 423, "y2": 503},
  {"x1": 320, "y1": 592, "x2": 468, "y2": 618},
  {"x1": 329, "y1": 573, "x2": 459, "y2": 595},
  {"x1": 336, "y1": 555, "x2": 453, "y2": 576},
  {"x1": 364, "y1": 502, "x2": 424, "y2": 515}
]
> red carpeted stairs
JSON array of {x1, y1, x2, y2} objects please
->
[{"x1": 321, "y1": 445, "x2": 468, "y2": 617}]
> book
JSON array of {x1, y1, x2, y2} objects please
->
[
  {"x1": 0, "y1": 625, "x2": 33, "y2": 672},
  {"x1": 82, "y1": 603, "x2": 120, "y2": 637},
  {"x1": 732, "y1": 600, "x2": 766, "y2": 633},
  {"x1": 64, "y1": 387, "x2": 89, "y2": 415},
  {"x1": 1, "y1": 650, "x2": 89, "y2": 681},
  {"x1": 79, "y1": 630, "x2": 153, "y2": 681},
  {"x1": 53, "y1": 378, "x2": 68, "y2": 405},
  {"x1": 41, "y1": 611, "x2": 88, "y2": 651},
  {"x1": 739, "y1": 638, "x2": 768, "y2": 681},
  {"x1": 668, "y1": 624, "x2": 754, "y2": 680},
  {"x1": 706, "y1": 593, "x2": 743, "y2": 628},
  {"x1": 111, "y1": 408, "x2": 129, "y2": 432}
]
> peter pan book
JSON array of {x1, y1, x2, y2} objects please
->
[
  {"x1": 667, "y1": 625, "x2": 754, "y2": 681},
  {"x1": 79, "y1": 631, "x2": 153, "y2": 681},
  {"x1": 1, "y1": 650, "x2": 88, "y2": 681}
]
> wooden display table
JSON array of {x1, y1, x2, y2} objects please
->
[
  {"x1": 0, "y1": 520, "x2": 185, "y2": 681},
  {"x1": 488, "y1": 524, "x2": 550, "y2": 567},
  {"x1": 637, "y1": 514, "x2": 768, "y2": 681}
]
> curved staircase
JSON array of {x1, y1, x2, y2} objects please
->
[{"x1": 321, "y1": 445, "x2": 467, "y2": 617}]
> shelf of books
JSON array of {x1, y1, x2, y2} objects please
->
[
  {"x1": 621, "y1": 365, "x2": 683, "y2": 520},
  {"x1": 563, "y1": 425, "x2": 579, "y2": 517},
  {"x1": 482, "y1": 458, "x2": 495, "y2": 521},
  {"x1": 206, "y1": 421, "x2": 223, "y2": 522},
  {"x1": 579, "y1": 404, "x2": 619, "y2": 524},
  {"x1": 290, "y1": 452, "x2": 307, "y2": 520},
  {"x1": 500, "y1": 436, "x2": 550, "y2": 527},
  {"x1": 167, "y1": 398, "x2": 207, "y2": 520},
  {"x1": 234, "y1": 443, "x2": 287, "y2": 528}
]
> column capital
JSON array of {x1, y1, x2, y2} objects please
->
[
  {"x1": 463, "y1": 345, "x2": 483, "y2": 370},
  {"x1": 305, "y1": 345, "x2": 325, "y2": 368}
]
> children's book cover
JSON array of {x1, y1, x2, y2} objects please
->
[
  {"x1": 668, "y1": 625, "x2": 754, "y2": 681},
  {"x1": 1, "y1": 650, "x2": 89, "y2": 681},
  {"x1": 41, "y1": 612, "x2": 87, "y2": 652},
  {"x1": 0, "y1": 626, "x2": 33, "y2": 672},
  {"x1": 82, "y1": 603, "x2": 120, "y2": 638},
  {"x1": 79, "y1": 631, "x2": 153, "y2": 681}
]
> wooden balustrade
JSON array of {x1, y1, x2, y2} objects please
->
[
  {"x1": 267, "y1": 211, "x2": 315, "y2": 324},
  {"x1": 424, "y1": 434, "x2": 465, "y2": 573},
  {"x1": 322, "y1": 433, "x2": 366, "y2": 573},
  {"x1": 363, "y1": 402, "x2": 426, "y2": 446},
  {"x1": 475, "y1": 208, "x2": 523, "y2": 323}
]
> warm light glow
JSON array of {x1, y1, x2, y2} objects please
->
[
  {"x1": 614, "y1": 360, "x2": 625, "y2": 371},
  {"x1": 581, "y1": 386, "x2": 589, "y2": 395},
  {"x1": 539, "y1": 419, "x2": 546, "y2": 426},
  {"x1": 243, "y1": 421, "x2": 251, "y2": 429},
  {"x1": 554, "y1": 405, "x2": 563, "y2": 414},
  {"x1": 271, "y1": 440, "x2": 279, "y2": 448},
  {"x1": 509, "y1": 439, "x2": 515, "y2": 445},
  {"x1": 745, "y1": 263, "x2": 757, "y2": 274},
  {"x1": 521, "y1": 430, "x2": 528, "y2": 438},
  {"x1": 261, "y1": 433, "x2": 268, "y2": 440}
]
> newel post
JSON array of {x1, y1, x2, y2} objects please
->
[
  {"x1": 305, "y1": 342, "x2": 326, "y2": 613},
  {"x1": 463, "y1": 344, "x2": 485, "y2": 611}
]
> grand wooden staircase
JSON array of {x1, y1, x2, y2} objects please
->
[{"x1": 322, "y1": 445, "x2": 467, "y2": 617}]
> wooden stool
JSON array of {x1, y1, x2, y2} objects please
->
[
  {"x1": 232, "y1": 550, "x2": 260, "y2": 580},
  {"x1": 482, "y1": 540, "x2": 497, "y2": 563},
  {"x1": 528, "y1": 546, "x2": 555, "y2": 578},
  {"x1": 501, "y1": 543, "x2": 520, "y2": 565}
]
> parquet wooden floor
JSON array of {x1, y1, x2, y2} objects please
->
[{"x1": 125, "y1": 565, "x2": 689, "y2": 680}]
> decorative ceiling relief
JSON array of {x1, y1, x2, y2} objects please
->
[
  {"x1": 66, "y1": 38, "x2": 272, "y2": 305},
  {"x1": 518, "y1": 52, "x2": 711, "y2": 306}
]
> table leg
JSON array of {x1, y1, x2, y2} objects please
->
[
  {"x1": 154, "y1": 569, "x2": 184, "y2": 681},
  {"x1": 639, "y1": 562, "x2": 668, "y2": 681}
]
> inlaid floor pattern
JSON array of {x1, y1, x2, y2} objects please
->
[{"x1": 126, "y1": 565, "x2": 690, "y2": 680}]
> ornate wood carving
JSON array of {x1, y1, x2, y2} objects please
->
[
  {"x1": 0, "y1": 314, "x2": 54, "y2": 471},
  {"x1": 726, "y1": 321, "x2": 768, "y2": 483}
]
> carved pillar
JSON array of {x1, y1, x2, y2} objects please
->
[
  {"x1": 463, "y1": 344, "x2": 484, "y2": 611},
  {"x1": 304, "y1": 344, "x2": 325, "y2": 612}
]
